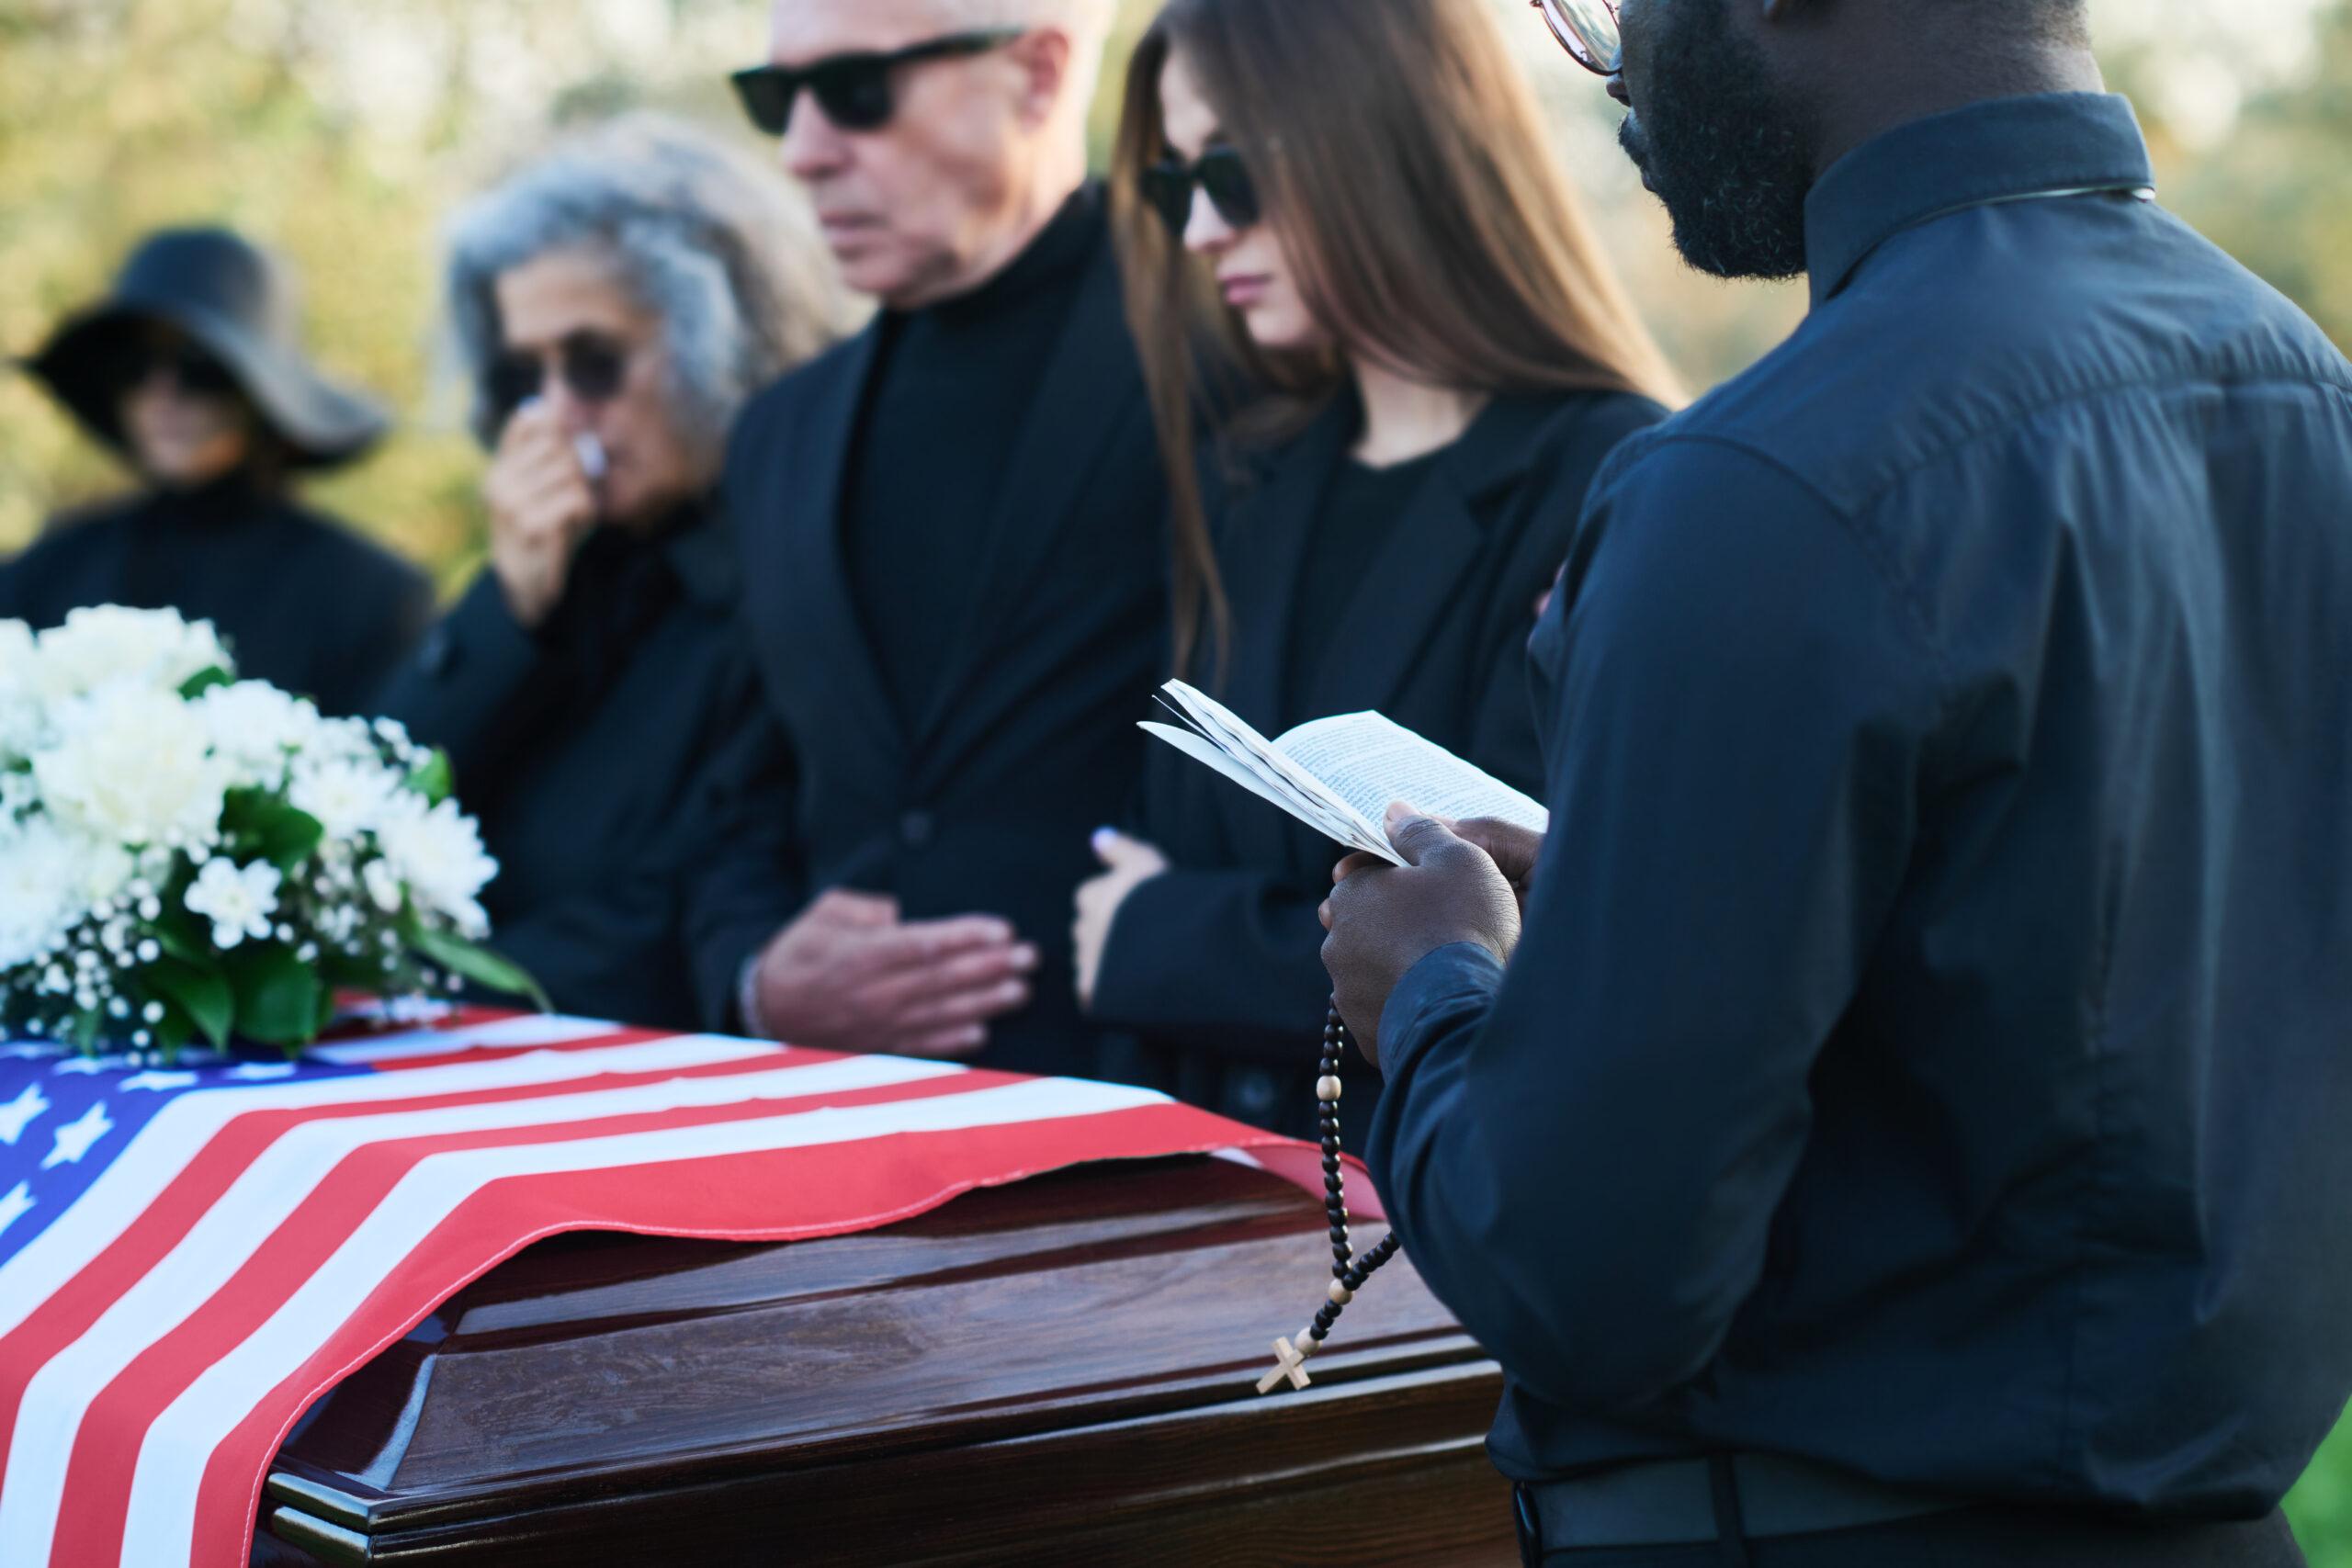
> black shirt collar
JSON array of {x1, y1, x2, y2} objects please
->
[
  {"x1": 1804, "y1": 92, "x2": 2156, "y2": 308},
  {"x1": 919, "y1": 183, "x2": 1103, "y2": 329}
]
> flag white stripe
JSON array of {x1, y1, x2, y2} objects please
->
[
  {"x1": 115, "y1": 1077, "x2": 1163, "y2": 1566},
  {"x1": 0, "y1": 1036, "x2": 782, "y2": 1343},
  {"x1": 0, "y1": 1054, "x2": 964, "y2": 1561},
  {"x1": 307, "y1": 1015, "x2": 626, "y2": 1065}
]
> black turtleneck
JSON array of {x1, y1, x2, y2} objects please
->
[
  {"x1": 0, "y1": 470, "x2": 433, "y2": 716},
  {"x1": 842, "y1": 186, "x2": 1105, "y2": 724}
]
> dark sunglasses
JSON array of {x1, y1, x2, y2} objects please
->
[
  {"x1": 730, "y1": 28, "x2": 1024, "y2": 136},
  {"x1": 119, "y1": 339, "x2": 237, "y2": 398},
  {"x1": 1140, "y1": 146, "x2": 1261, "y2": 238},
  {"x1": 484, "y1": 333, "x2": 629, "y2": 423},
  {"x1": 1533, "y1": 0, "x2": 1622, "y2": 75}
]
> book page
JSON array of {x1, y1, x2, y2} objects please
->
[
  {"x1": 1156, "y1": 684, "x2": 1392, "y2": 855},
  {"x1": 1273, "y1": 712, "x2": 1550, "y2": 838}
]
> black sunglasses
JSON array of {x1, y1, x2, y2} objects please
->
[
  {"x1": 1140, "y1": 146, "x2": 1261, "y2": 238},
  {"x1": 485, "y1": 333, "x2": 629, "y2": 423},
  {"x1": 730, "y1": 28, "x2": 1025, "y2": 136},
  {"x1": 119, "y1": 338, "x2": 237, "y2": 398}
]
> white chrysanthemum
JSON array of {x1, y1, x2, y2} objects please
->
[
  {"x1": 198, "y1": 681, "x2": 323, "y2": 789},
  {"x1": 305, "y1": 714, "x2": 385, "y2": 767},
  {"x1": 361, "y1": 856, "x2": 406, "y2": 915},
  {"x1": 288, "y1": 756, "x2": 404, "y2": 840},
  {"x1": 31, "y1": 606, "x2": 230, "y2": 699},
  {"x1": 0, "y1": 814, "x2": 98, "y2": 968},
  {"x1": 32, "y1": 681, "x2": 229, "y2": 848},
  {"x1": 184, "y1": 857, "x2": 282, "y2": 950},
  {"x1": 377, "y1": 795, "x2": 496, "y2": 938}
]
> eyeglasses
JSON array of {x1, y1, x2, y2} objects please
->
[
  {"x1": 1532, "y1": 0, "x2": 1622, "y2": 75},
  {"x1": 730, "y1": 28, "x2": 1025, "y2": 136},
  {"x1": 484, "y1": 333, "x2": 630, "y2": 423},
  {"x1": 1140, "y1": 146, "x2": 1261, "y2": 238}
]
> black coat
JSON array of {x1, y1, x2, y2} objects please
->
[
  {"x1": 378, "y1": 512, "x2": 768, "y2": 1031},
  {"x1": 0, "y1": 479, "x2": 431, "y2": 716},
  {"x1": 684, "y1": 231, "x2": 1169, "y2": 1078},
  {"x1": 1088, "y1": 389, "x2": 1666, "y2": 1136}
]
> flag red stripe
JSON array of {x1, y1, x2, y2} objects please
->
[
  {"x1": 192, "y1": 1100, "x2": 1276, "y2": 1568},
  {"x1": 0, "y1": 1048, "x2": 843, "y2": 1488},
  {"x1": 356, "y1": 1023, "x2": 673, "y2": 1072},
  {"x1": 51, "y1": 1067, "x2": 1043, "y2": 1564}
]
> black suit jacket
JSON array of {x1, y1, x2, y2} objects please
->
[
  {"x1": 379, "y1": 513, "x2": 768, "y2": 1030},
  {"x1": 686, "y1": 229, "x2": 1169, "y2": 1078},
  {"x1": 1088, "y1": 389, "x2": 1666, "y2": 1134}
]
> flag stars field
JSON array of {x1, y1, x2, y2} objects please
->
[
  {"x1": 0, "y1": 1082, "x2": 48, "y2": 1145},
  {"x1": 40, "y1": 1100, "x2": 112, "y2": 1169}
]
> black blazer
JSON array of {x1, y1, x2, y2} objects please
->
[
  {"x1": 1088, "y1": 389, "x2": 1667, "y2": 1135},
  {"x1": 684, "y1": 229, "x2": 1169, "y2": 1078},
  {"x1": 378, "y1": 513, "x2": 769, "y2": 1031},
  {"x1": 0, "y1": 481, "x2": 431, "y2": 716}
]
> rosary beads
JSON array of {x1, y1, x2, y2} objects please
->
[{"x1": 1258, "y1": 1003, "x2": 1401, "y2": 1394}]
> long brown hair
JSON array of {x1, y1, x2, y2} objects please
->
[{"x1": 1112, "y1": 0, "x2": 1682, "y2": 678}]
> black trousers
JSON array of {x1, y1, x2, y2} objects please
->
[{"x1": 1522, "y1": 1503, "x2": 2306, "y2": 1567}]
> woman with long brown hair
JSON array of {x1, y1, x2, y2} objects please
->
[{"x1": 1071, "y1": 0, "x2": 1679, "y2": 1135}]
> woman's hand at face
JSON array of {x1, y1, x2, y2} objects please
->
[
  {"x1": 484, "y1": 400, "x2": 598, "y2": 629},
  {"x1": 1072, "y1": 829, "x2": 1171, "y2": 1011}
]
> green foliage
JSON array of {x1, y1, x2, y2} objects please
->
[
  {"x1": 176, "y1": 666, "x2": 234, "y2": 700},
  {"x1": 2291, "y1": 1412, "x2": 2352, "y2": 1563},
  {"x1": 147, "y1": 954, "x2": 233, "y2": 1051},
  {"x1": 408, "y1": 748, "x2": 455, "y2": 807},
  {"x1": 220, "y1": 787, "x2": 325, "y2": 873},
  {"x1": 222, "y1": 941, "x2": 324, "y2": 1048},
  {"x1": 401, "y1": 913, "x2": 549, "y2": 1012}
]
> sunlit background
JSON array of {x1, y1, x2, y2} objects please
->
[{"x1": 2, "y1": 0, "x2": 2348, "y2": 1545}]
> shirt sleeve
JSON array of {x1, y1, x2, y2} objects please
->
[{"x1": 1364, "y1": 438, "x2": 1943, "y2": 1415}]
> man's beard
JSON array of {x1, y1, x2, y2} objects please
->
[{"x1": 1619, "y1": 2, "x2": 1815, "y2": 281}]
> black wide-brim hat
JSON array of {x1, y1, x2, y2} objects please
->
[{"x1": 21, "y1": 227, "x2": 388, "y2": 471}]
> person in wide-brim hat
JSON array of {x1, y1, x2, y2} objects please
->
[{"x1": 2, "y1": 226, "x2": 432, "y2": 715}]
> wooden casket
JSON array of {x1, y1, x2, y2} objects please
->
[{"x1": 251, "y1": 1155, "x2": 1514, "y2": 1566}]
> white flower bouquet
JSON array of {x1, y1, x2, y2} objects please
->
[{"x1": 0, "y1": 606, "x2": 543, "y2": 1057}]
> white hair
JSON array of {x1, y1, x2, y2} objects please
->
[
  {"x1": 445, "y1": 114, "x2": 856, "y2": 458},
  {"x1": 933, "y1": 0, "x2": 1117, "y2": 127}
]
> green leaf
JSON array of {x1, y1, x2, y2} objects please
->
[
  {"x1": 151, "y1": 908, "x2": 209, "y2": 964},
  {"x1": 220, "y1": 788, "x2": 325, "y2": 872},
  {"x1": 408, "y1": 748, "x2": 455, "y2": 807},
  {"x1": 148, "y1": 956, "x2": 234, "y2": 1050},
  {"x1": 150, "y1": 1007, "x2": 195, "y2": 1066},
  {"x1": 404, "y1": 921, "x2": 549, "y2": 1012},
  {"x1": 177, "y1": 666, "x2": 234, "y2": 700},
  {"x1": 225, "y1": 942, "x2": 326, "y2": 1047}
]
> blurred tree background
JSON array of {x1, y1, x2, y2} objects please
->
[{"x1": 1, "y1": 0, "x2": 2348, "y2": 1544}]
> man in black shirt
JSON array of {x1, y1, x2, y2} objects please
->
[
  {"x1": 1321, "y1": 1, "x2": 2352, "y2": 1563},
  {"x1": 686, "y1": 0, "x2": 1166, "y2": 1077}
]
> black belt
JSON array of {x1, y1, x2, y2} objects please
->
[{"x1": 1514, "y1": 1453, "x2": 1962, "y2": 1558}]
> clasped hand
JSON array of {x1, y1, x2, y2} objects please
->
[
  {"x1": 1319, "y1": 804, "x2": 1536, "y2": 1069},
  {"x1": 747, "y1": 889, "x2": 1039, "y2": 1058}
]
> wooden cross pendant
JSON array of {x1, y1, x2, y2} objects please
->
[{"x1": 1257, "y1": 1336, "x2": 1313, "y2": 1395}]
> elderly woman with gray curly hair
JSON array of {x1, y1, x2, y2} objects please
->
[{"x1": 379, "y1": 113, "x2": 855, "y2": 1030}]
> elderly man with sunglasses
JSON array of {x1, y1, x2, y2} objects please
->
[
  {"x1": 681, "y1": 0, "x2": 1169, "y2": 1077},
  {"x1": 1320, "y1": 0, "x2": 2352, "y2": 1565}
]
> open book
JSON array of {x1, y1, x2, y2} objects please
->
[{"x1": 1141, "y1": 681, "x2": 1548, "y2": 867}]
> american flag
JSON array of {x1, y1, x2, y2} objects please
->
[{"x1": 0, "y1": 1010, "x2": 1304, "y2": 1568}]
